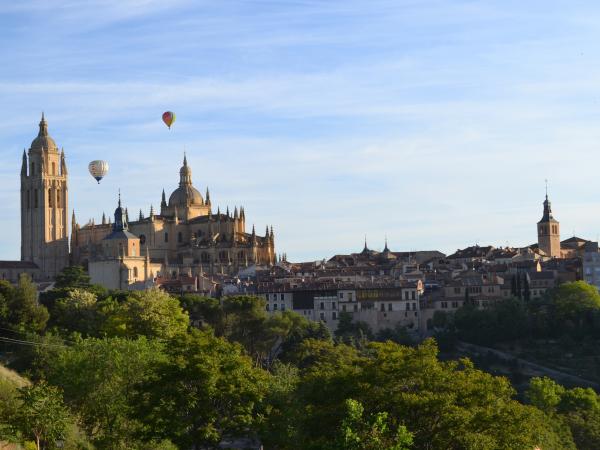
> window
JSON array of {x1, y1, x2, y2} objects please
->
[
  {"x1": 320, "y1": 312, "x2": 325, "y2": 321},
  {"x1": 280, "y1": 293, "x2": 284, "y2": 301},
  {"x1": 441, "y1": 301, "x2": 448, "y2": 309},
  {"x1": 454, "y1": 287, "x2": 461, "y2": 294},
  {"x1": 164, "y1": 232, "x2": 169, "y2": 243},
  {"x1": 238, "y1": 251, "x2": 245, "y2": 261},
  {"x1": 342, "y1": 305, "x2": 347, "y2": 312},
  {"x1": 332, "y1": 312, "x2": 337, "y2": 320},
  {"x1": 332, "y1": 302, "x2": 336, "y2": 310},
  {"x1": 48, "y1": 189, "x2": 53, "y2": 208},
  {"x1": 133, "y1": 267, "x2": 138, "y2": 278},
  {"x1": 339, "y1": 292, "x2": 344, "y2": 299},
  {"x1": 412, "y1": 302, "x2": 417, "y2": 310},
  {"x1": 266, "y1": 304, "x2": 270, "y2": 311},
  {"x1": 31, "y1": 162, "x2": 35, "y2": 175},
  {"x1": 51, "y1": 162, "x2": 56, "y2": 175},
  {"x1": 140, "y1": 234, "x2": 146, "y2": 245},
  {"x1": 320, "y1": 302, "x2": 325, "y2": 310},
  {"x1": 281, "y1": 304, "x2": 285, "y2": 311},
  {"x1": 404, "y1": 291, "x2": 409, "y2": 300},
  {"x1": 348, "y1": 292, "x2": 353, "y2": 301},
  {"x1": 411, "y1": 291, "x2": 416, "y2": 300},
  {"x1": 380, "y1": 303, "x2": 385, "y2": 312},
  {"x1": 451, "y1": 301, "x2": 458, "y2": 308},
  {"x1": 353, "y1": 304, "x2": 358, "y2": 312},
  {"x1": 388, "y1": 303, "x2": 393, "y2": 311},
  {"x1": 178, "y1": 232, "x2": 183, "y2": 243},
  {"x1": 201, "y1": 252, "x2": 209, "y2": 263},
  {"x1": 56, "y1": 189, "x2": 60, "y2": 207},
  {"x1": 219, "y1": 251, "x2": 228, "y2": 262},
  {"x1": 273, "y1": 303, "x2": 278, "y2": 310}
]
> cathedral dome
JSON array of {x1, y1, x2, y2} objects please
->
[
  {"x1": 30, "y1": 113, "x2": 58, "y2": 152},
  {"x1": 168, "y1": 154, "x2": 204, "y2": 207},
  {"x1": 169, "y1": 185, "x2": 204, "y2": 206}
]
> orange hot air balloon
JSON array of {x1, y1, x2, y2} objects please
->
[{"x1": 162, "y1": 111, "x2": 176, "y2": 129}]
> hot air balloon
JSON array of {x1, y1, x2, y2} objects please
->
[
  {"x1": 162, "y1": 111, "x2": 176, "y2": 129},
  {"x1": 88, "y1": 160, "x2": 109, "y2": 183}
]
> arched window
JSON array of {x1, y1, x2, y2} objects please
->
[
  {"x1": 164, "y1": 232, "x2": 169, "y2": 243},
  {"x1": 56, "y1": 189, "x2": 61, "y2": 208},
  {"x1": 133, "y1": 267, "x2": 138, "y2": 278},
  {"x1": 51, "y1": 162, "x2": 56, "y2": 175},
  {"x1": 48, "y1": 189, "x2": 53, "y2": 208},
  {"x1": 139, "y1": 234, "x2": 146, "y2": 245},
  {"x1": 201, "y1": 252, "x2": 210, "y2": 263},
  {"x1": 178, "y1": 232, "x2": 183, "y2": 243}
]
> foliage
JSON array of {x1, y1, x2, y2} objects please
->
[
  {"x1": 135, "y1": 328, "x2": 269, "y2": 449},
  {"x1": 0, "y1": 275, "x2": 49, "y2": 333},
  {"x1": 102, "y1": 289, "x2": 189, "y2": 340},
  {"x1": 552, "y1": 281, "x2": 600, "y2": 322},
  {"x1": 53, "y1": 266, "x2": 91, "y2": 290},
  {"x1": 14, "y1": 381, "x2": 70, "y2": 450},
  {"x1": 45, "y1": 336, "x2": 166, "y2": 449},
  {"x1": 335, "y1": 311, "x2": 373, "y2": 346},
  {"x1": 337, "y1": 399, "x2": 413, "y2": 450}
]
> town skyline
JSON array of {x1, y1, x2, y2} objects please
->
[{"x1": 3, "y1": 1, "x2": 600, "y2": 260}]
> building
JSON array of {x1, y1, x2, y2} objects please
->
[
  {"x1": 88, "y1": 194, "x2": 160, "y2": 290},
  {"x1": 72, "y1": 155, "x2": 275, "y2": 277},
  {"x1": 20, "y1": 114, "x2": 69, "y2": 279},
  {"x1": 537, "y1": 192, "x2": 561, "y2": 258},
  {"x1": 12, "y1": 116, "x2": 277, "y2": 284},
  {"x1": 583, "y1": 241, "x2": 600, "y2": 291}
]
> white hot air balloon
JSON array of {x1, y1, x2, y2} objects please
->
[{"x1": 88, "y1": 160, "x2": 109, "y2": 183}]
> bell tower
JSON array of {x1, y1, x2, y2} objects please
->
[
  {"x1": 537, "y1": 184, "x2": 560, "y2": 258},
  {"x1": 20, "y1": 114, "x2": 69, "y2": 278}
]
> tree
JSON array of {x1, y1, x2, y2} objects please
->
[
  {"x1": 337, "y1": 399, "x2": 413, "y2": 450},
  {"x1": 3, "y1": 275, "x2": 49, "y2": 332},
  {"x1": 335, "y1": 312, "x2": 373, "y2": 346},
  {"x1": 53, "y1": 266, "x2": 90, "y2": 290},
  {"x1": 45, "y1": 336, "x2": 166, "y2": 449},
  {"x1": 272, "y1": 339, "x2": 575, "y2": 449},
  {"x1": 523, "y1": 274, "x2": 531, "y2": 302},
  {"x1": 102, "y1": 289, "x2": 189, "y2": 340},
  {"x1": 52, "y1": 289, "x2": 101, "y2": 337},
  {"x1": 15, "y1": 382, "x2": 70, "y2": 450},
  {"x1": 553, "y1": 281, "x2": 600, "y2": 322},
  {"x1": 136, "y1": 329, "x2": 269, "y2": 449}
]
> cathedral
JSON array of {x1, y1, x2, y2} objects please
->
[{"x1": 19, "y1": 115, "x2": 276, "y2": 287}]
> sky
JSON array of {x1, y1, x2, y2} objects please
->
[{"x1": 1, "y1": 0, "x2": 600, "y2": 261}]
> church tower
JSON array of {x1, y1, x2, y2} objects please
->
[
  {"x1": 537, "y1": 191, "x2": 560, "y2": 258},
  {"x1": 20, "y1": 114, "x2": 69, "y2": 278}
]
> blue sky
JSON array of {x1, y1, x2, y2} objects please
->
[{"x1": 2, "y1": 0, "x2": 600, "y2": 261}]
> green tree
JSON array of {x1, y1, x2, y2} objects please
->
[
  {"x1": 4, "y1": 275, "x2": 49, "y2": 332},
  {"x1": 15, "y1": 382, "x2": 70, "y2": 450},
  {"x1": 45, "y1": 336, "x2": 166, "y2": 449},
  {"x1": 337, "y1": 399, "x2": 413, "y2": 450},
  {"x1": 102, "y1": 289, "x2": 189, "y2": 339},
  {"x1": 335, "y1": 311, "x2": 373, "y2": 346},
  {"x1": 52, "y1": 289, "x2": 101, "y2": 337},
  {"x1": 53, "y1": 266, "x2": 90, "y2": 290},
  {"x1": 553, "y1": 281, "x2": 600, "y2": 322},
  {"x1": 136, "y1": 329, "x2": 269, "y2": 449}
]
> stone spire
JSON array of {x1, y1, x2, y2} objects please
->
[
  {"x1": 270, "y1": 225, "x2": 274, "y2": 239},
  {"x1": 113, "y1": 191, "x2": 128, "y2": 232},
  {"x1": 139, "y1": 209, "x2": 144, "y2": 221},
  {"x1": 383, "y1": 236, "x2": 390, "y2": 253},
  {"x1": 21, "y1": 149, "x2": 27, "y2": 176},
  {"x1": 265, "y1": 225, "x2": 269, "y2": 238},
  {"x1": 71, "y1": 210, "x2": 77, "y2": 232},
  {"x1": 60, "y1": 148, "x2": 67, "y2": 175},
  {"x1": 39, "y1": 112, "x2": 48, "y2": 137},
  {"x1": 149, "y1": 204, "x2": 154, "y2": 218},
  {"x1": 161, "y1": 189, "x2": 167, "y2": 208},
  {"x1": 226, "y1": 206, "x2": 230, "y2": 218},
  {"x1": 179, "y1": 154, "x2": 192, "y2": 187},
  {"x1": 205, "y1": 187, "x2": 211, "y2": 206},
  {"x1": 234, "y1": 206, "x2": 238, "y2": 219},
  {"x1": 101, "y1": 212, "x2": 106, "y2": 225}
]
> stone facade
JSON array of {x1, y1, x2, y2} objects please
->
[{"x1": 20, "y1": 114, "x2": 69, "y2": 279}]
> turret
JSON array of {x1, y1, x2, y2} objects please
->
[
  {"x1": 139, "y1": 209, "x2": 144, "y2": 221},
  {"x1": 21, "y1": 150, "x2": 27, "y2": 177},
  {"x1": 60, "y1": 149, "x2": 67, "y2": 175},
  {"x1": 205, "y1": 187, "x2": 211, "y2": 206},
  {"x1": 102, "y1": 212, "x2": 107, "y2": 225}
]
